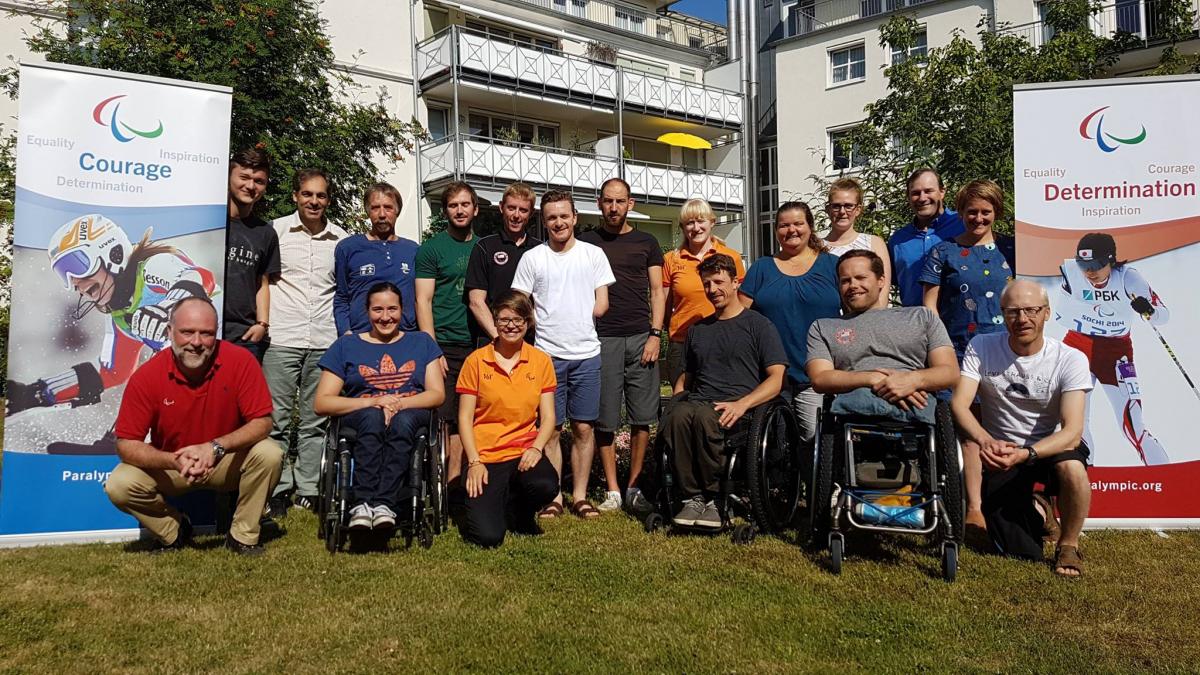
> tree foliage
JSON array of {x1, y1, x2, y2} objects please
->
[
  {"x1": 802, "y1": 0, "x2": 1193, "y2": 238},
  {"x1": 1, "y1": 0, "x2": 426, "y2": 223}
]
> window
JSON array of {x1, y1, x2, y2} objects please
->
[
  {"x1": 617, "y1": 56, "x2": 670, "y2": 77},
  {"x1": 830, "y1": 128, "x2": 867, "y2": 171},
  {"x1": 553, "y1": 0, "x2": 588, "y2": 18},
  {"x1": 788, "y1": 0, "x2": 816, "y2": 37},
  {"x1": 615, "y1": 5, "x2": 648, "y2": 34},
  {"x1": 464, "y1": 20, "x2": 557, "y2": 51},
  {"x1": 678, "y1": 67, "x2": 698, "y2": 82},
  {"x1": 467, "y1": 111, "x2": 558, "y2": 146},
  {"x1": 688, "y1": 35, "x2": 704, "y2": 49},
  {"x1": 829, "y1": 44, "x2": 866, "y2": 84},
  {"x1": 890, "y1": 29, "x2": 927, "y2": 65},
  {"x1": 860, "y1": 0, "x2": 883, "y2": 17},
  {"x1": 758, "y1": 145, "x2": 778, "y2": 217},
  {"x1": 427, "y1": 107, "x2": 449, "y2": 141}
]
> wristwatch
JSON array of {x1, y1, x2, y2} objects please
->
[
  {"x1": 649, "y1": 328, "x2": 663, "y2": 338},
  {"x1": 1023, "y1": 446, "x2": 1039, "y2": 465},
  {"x1": 211, "y1": 439, "x2": 227, "y2": 463}
]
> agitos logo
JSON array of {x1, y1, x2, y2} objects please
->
[
  {"x1": 92, "y1": 95, "x2": 164, "y2": 143},
  {"x1": 1079, "y1": 106, "x2": 1146, "y2": 153}
]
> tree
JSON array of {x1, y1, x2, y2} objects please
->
[
  {"x1": 0, "y1": 0, "x2": 426, "y2": 224},
  {"x1": 801, "y1": 0, "x2": 1188, "y2": 238}
]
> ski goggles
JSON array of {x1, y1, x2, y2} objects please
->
[
  {"x1": 51, "y1": 249, "x2": 101, "y2": 289},
  {"x1": 1074, "y1": 257, "x2": 1110, "y2": 272}
]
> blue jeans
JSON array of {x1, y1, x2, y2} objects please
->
[{"x1": 341, "y1": 407, "x2": 427, "y2": 509}]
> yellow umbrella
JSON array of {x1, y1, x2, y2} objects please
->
[{"x1": 656, "y1": 132, "x2": 712, "y2": 150}]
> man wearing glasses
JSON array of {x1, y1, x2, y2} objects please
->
[{"x1": 951, "y1": 279, "x2": 1093, "y2": 577}]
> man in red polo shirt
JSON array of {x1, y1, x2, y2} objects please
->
[{"x1": 104, "y1": 296, "x2": 283, "y2": 556}]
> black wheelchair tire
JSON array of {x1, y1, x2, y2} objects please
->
[
  {"x1": 808, "y1": 428, "x2": 838, "y2": 548},
  {"x1": 427, "y1": 424, "x2": 445, "y2": 535},
  {"x1": 744, "y1": 402, "x2": 802, "y2": 534},
  {"x1": 935, "y1": 401, "x2": 965, "y2": 544},
  {"x1": 317, "y1": 436, "x2": 335, "y2": 542}
]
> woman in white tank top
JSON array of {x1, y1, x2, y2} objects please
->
[{"x1": 823, "y1": 177, "x2": 891, "y2": 307}]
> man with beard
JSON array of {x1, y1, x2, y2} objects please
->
[
  {"x1": 416, "y1": 181, "x2": 479, "y2": 487},
  {"x1": 333, "y1": 183, "x2": 419, "y2": 335},
  {"x1": 104, "y1": 297, "x2": 283, "y2": 556},
  {"x1": 578, "y1": 178, "x2": 665, "y2": 513},
  {"x1": 464, "y1": 182, "x2": 541, "y2": 345}
]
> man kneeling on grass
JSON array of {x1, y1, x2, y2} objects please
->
[
  {"x1": 105, "y1": 297, "x2": 283, "y2": 556},
  {"x1": 952, "y1": 279, "x2": 1092, "y2": 577},
  {"x1": 660, "y1": 254, "x2": 787, "y2": 529}
]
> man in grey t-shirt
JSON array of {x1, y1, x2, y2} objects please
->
[{"x1": 806, "y1": 250, "x2": 958, "y2": 413}]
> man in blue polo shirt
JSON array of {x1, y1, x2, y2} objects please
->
[
  {"x1": 333, "y1": 183, "x2": 419, "y2": 335},
  {"x1": 887, "y1": 168, "x2": 964, "y2": 307}
]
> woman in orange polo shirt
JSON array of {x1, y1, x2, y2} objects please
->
[
  {"x1": 457, "y1": 290, "x2": 559, "y2": 547},
  {"x1": 662, "y1": 198, "x2": 746, "y2": 385}
]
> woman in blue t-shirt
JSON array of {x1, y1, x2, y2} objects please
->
[
  {"x1": 738, "y1": 201, "x2": 842, "y2": 443},
  {"x1": 314, "y1": 281, "x2": 445, "y2": 531}
]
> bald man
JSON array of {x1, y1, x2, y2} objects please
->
[
  {"x1": 951, "y1": 279, "x2": 1092, "y2": 577},
  {"x1": 105, "y1": 297, "x2": 283, "y2": 556}
]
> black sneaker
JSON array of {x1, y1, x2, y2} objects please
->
[
  {"x1": 224, "y1": 534, "x2": 265, "y2": 557},
  {"x1": 293, "y1": 495, "x2": 318, "y2": 513},
  {"x1": 266, "y1": 495, "x2": 291, "y2": 520},
  {"x1": 148, "y1": 516, "x2": 192, "y2": 554}
]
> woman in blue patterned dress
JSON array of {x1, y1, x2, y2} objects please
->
[{"x1": 919, "y1": 179, "x2": 1015, "y2": 541}]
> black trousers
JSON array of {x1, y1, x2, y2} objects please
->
[
  {"x1": 461, "y1": 456, "x2": 558, "y2": 548},
  {"x1": 343, "y1": 407, "x2": 426, "y2": 510},
  {"x1": 982, "y1": 443, "x2": 1089, "y2": 561}
]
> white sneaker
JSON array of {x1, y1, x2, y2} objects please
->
[
  {"x1": 349, "y1": 504, "x2": 373, "y2": 530},
  {"x1": 596, "y1": 490, "x2": 623, "y2": 512},
  {"x1": 372, "y1": 504, "x2": 397, "y2": 529}
]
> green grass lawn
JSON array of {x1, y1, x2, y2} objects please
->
[{"x1": 2, "y1": 510, "x2": 1199, "y2": 673}]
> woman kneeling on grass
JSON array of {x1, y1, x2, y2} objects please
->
[
  {"x1": 314, "y1": 282, "x2": 445, "y2": 531},
  {"x1": 457, "y1": 290, "x2": 560, "y2": 548}
]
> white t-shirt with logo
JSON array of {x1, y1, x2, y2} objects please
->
[
  {"x1": 511, "y1": 239, "x2": 615, "y2": 360},
  {"x1": 961, "y1": 333, "x2": 1093, "y2": 445}
]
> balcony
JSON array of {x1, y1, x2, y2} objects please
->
[
  {"x1": 785, "y1": 0, "x2": 938, "y2": 38},
  {"x1": 417, "y1": 26, "x2": 743, "y2": 129},
  {"x1": 996, "y1": 0, "x2": 1200, "y2": 48},
  {"x1": 420, "y1": 134, "x2": 744, "y2": 209},
  {"x1": 507, "y1": 0, "x2": 728, "y2": 60}
]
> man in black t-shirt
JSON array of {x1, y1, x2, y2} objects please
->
[
  {"x1": 662, "y1": 254, "x2": 788, "y2": 529},
  {"x1": 578, "y1": 178, "x2": 665, "y2": 514},
  {"x1": 224, "y1": 148, "x2": 281, "y2": 362},
  {"x1": 464, "y1": 182, "x2": 540, "y2": 345}
]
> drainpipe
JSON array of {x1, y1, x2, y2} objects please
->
[
  {"x1": 410, "y1": 0, "x2": 425, "y2": 238},
  {"x1": 739, "y1": 0, "x2": 759, "y2": 260}
]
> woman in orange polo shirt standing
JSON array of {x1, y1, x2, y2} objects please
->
[
  {"x1": 457, "y1": 290, "x2": 559, "y2": 547},
  {"x1": 662, "y1": 198, "x2": 746, "y2": 385}
]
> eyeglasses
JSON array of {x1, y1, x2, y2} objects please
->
[
  {"x1": 827, "y1": 203, "x2": 859, "y2": 212},
  {"x1": 496, "y1": 317, "x2": 527, "y2": 327},
  {"x1": 1001, "y1": 306, "x2": 1047, "y2": 320}
]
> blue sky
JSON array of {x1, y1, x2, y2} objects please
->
[{"x1": 672, "y1": 0, "x2": 727, "y2": 26}]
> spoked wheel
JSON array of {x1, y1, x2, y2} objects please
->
[
  {"x1": 316, "y1": 439, "x2": 335, "y2": 541},
  {"x1": 830, "y1": 532, "x2": 844, "y2": 575},
  {"x1": 807, "y1": 427, "x2": 838, "y2": 549},
  {"x1": 643, "y1": 512, "x2": 664, "y2": 533},
  {"x1": 745, "y1": 402, "x2": 803, "y2": 535},
  {"x1": 935, "y1": 401, "x2": 965, "y2": 544},
  {"x1": 427, "y1": 425, "x2": 446, "y2": 535},
  {"x1": 942, "y1": 542, "x2": 959, "y2": 583},
  {"x1": 324, "y1": 449, "x2": 352, "y2": 554},
  {"x1": 731, "y1": 522, "x2": 757, "y2": 545}
]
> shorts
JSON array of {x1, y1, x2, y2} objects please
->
[
  {"x1": 665, "y1": 341, "x2": 686, "y2": 389},
  {"x1": 596, "y1": 334, "x2": 661, "y2": 432},
  {"x1": 1064, "y1": 331, "x2": 1133, "y2": 386},
  {"x1": 438, "y1": 343, "x2": 473, "y2": 430},
  {"x1": 552, "y1": 355, "x2": 601, "y2": 424}
]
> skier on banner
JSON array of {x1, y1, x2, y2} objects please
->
[
  {"x1": 1057, "y1": 232, "x2": 1170, "y2": 466},
  {"x1": 5, "y1": 214, "x2": 220, "y2": 454}
]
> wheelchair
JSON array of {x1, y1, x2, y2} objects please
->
[
  {"x1": 809, "y1": 394, "x2": 964, "y2": 581},
  {"x1": 642, "y1": 395, "x2": 804, "y2": 544},
  {"x1": 316, "y1": 411, "x2": 448, "y2": 553}
]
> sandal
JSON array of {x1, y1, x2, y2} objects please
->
[
  {"x1": 1033, "y1": 492, "x2": 1060, "y2": 544},
  {"x1": 570, "y1": 500, "x2": 600, "y2": 519},
  {"x1": 964, "y1": 510, "x2": 990, "y2": 552},
  {"x1": 537, "y1": 502, "x2": 563, "y2": 520},
  {"x1": 1053, "y1": 544, "x2": 1084, "y2": 578}
]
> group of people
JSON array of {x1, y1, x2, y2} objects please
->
[{"x1": 79, "y1": 148, "x2": 1169, "y2": 577}]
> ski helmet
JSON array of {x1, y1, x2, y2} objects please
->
[{"x1": 48, "y1": 214, "x2": 133, "y2": 289}]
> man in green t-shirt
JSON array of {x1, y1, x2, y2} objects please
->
[{"x1": 416, "y1": 181, "x2": 478, "y2": 486}]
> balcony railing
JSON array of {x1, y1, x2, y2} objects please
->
[
  {"x1": 510, "y1": 0, "x2": 728, "y2": 60},
  {"x1": 996, "y1": 0, "x2": 1200, "y2": 47},
  {"x1": 785, "y1": 0, "x2": 937, "y2": 38},
  {"x1": 417, "y1": 26, "x2": 743, "y2": 128},
  {"x1": 420, "y1": 134, "x2": 744, "y2": 207}
]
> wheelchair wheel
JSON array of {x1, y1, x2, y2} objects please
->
[
  {"x1": 731, "y1": 522, "x2": 757, "y2": 545},
  {"x1": 643, "y1": 512, "x2": 664, "y2": 533},
  {"x1": 325, "y1": 446, "x2": 352, "y2": 554},
  {"x1": 317, "y1": 432, "x2": 336, "y2": 541},
  {"x1": 808, "y1": 426, "x2": 838, "y2": 548},
  {"x1": 942, "y1": 541, "x2": 959, "y2": 582},
  {"x1": 829, "y1": 532, "x2": 844, "y2": 574},
  {"x1": 744, "y1": 401, "x2": 802, "y2": 534},
  {"x1": 426, "y1": 421, "x2": 446, "y2": 535},
  {"x1": 934, "y1": 401, "x2": 965, "y2": 544}
]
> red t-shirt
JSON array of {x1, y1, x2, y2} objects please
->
[{"x1": 114, "y1": 342, "x2": 273, "y2": 453}]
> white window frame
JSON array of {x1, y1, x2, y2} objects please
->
[
  {"x1": 889, "y1": 28, "x2": 928, "y2": 65},
  {"x1": 828, "y1": 125, "x2": 867, "y2": 174},
  {"x1": 615, "y1": 4, "x2": 649, "y2": 34},
  {"x1": 828, "y1": 43, "x2": 866, "y2": 87}
]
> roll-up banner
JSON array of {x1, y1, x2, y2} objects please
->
[
  {"x1": 1014, "y1": 74, "x2": 1200, "y2": 528},
  {"x1": 0, "y1": 62, "x2": 232, "y2": 545}
]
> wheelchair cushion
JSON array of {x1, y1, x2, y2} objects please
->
[{"x1": 831, "y1": 387, "x2": 936, "y2": 425}]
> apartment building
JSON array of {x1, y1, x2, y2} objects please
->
[
  {"x1": 761, "y1": 0, "x2": 1200, "y2": 218},
  {"x1": 2, "y1": 1, "x2": 745, "y2": 250}
]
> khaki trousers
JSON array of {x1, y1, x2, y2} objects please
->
[{"x1": 104, "y1": 439, "x2": 283, "y2": 545}]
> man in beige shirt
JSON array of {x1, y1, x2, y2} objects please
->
[{"x1": 264, "y1": 168, "x2": 349, "y2": 517}]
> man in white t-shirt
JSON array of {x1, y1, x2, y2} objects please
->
[
  {"x1": 511, "y1": 190, "x2": 615, "y2": 519},
  {"x1": 952, "y1": 279, "x2": 1093, "y2": 577}
]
